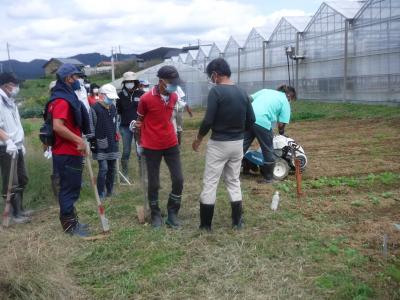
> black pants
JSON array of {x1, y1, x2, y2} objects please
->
[
  {"x1": 143, "y1": 145, "x2": 184, "y2": 205},
  {"x1": 243, "y1": 124, "x2": 275, "y2": 164},
  {"x1": 0, "y1": 147, "x2": 28, "y2": 217}
]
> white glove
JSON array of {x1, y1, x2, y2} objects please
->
[
  {"x1": 5, "y1": 139, "x2": 18, "y2": 156},
  {"x1": 129, "y1": 120, "x2": 136, "y2": 132},
  {"x1": 44, "y1": 147, "x2": 52, "y2": 159},
  {"x1": 136, "y1": 142, "x2": 143, "y2": 156},
  {"x1": 21, "y1": 145, "x2": 26, "y2": 156}
]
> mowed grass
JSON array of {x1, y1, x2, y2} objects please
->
[{"x1": 0, "y1": 102, "x2": 400, "y2": 299}]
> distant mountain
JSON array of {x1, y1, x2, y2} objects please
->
[
  {"x1": 1, "y1": 47, "x2": 181, "y2": 80},
  {"x1": 69, "y1": 52, "x2": 109, "y2": 67},
  {"x1": 0, "y1": 59, "x2": 47, "y2": 80},
  {"x1": 70, "y1": 52, "x2": 140, "y2": 67}
]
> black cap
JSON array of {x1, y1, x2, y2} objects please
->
[
  {"x1": 157, "y1": 65, "x2": 181, "y2": 85},
  {"x1": 0, "y1": 72, "x2": 20, "y2": 85}
]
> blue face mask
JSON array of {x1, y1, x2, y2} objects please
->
[
  {"x1": 165, "y1": 83, "x2": 178, "y2": 94},
  {"x1": 104, "y1": 96, "x2": 114, "y2": 105},
  {"x1": 71, "y1": 80, "x2": 81, "y2": 91}
]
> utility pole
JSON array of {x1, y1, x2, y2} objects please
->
[
  {"x1": 111, "y1": 47, "x2": 115, "y2": 81},
  {"x1": 6, "y1": 42, "x2": 13, "y2": 72}
]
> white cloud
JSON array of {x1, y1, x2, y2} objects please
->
[
  {"x1": 0, "y1": 0, "x2": 308, "y2": 61},
  {"x1": 6, "y1": 0, "x2": 52, "y2": 19}
]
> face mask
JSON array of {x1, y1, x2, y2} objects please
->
[
  {"x1": 125, "y1": 83, "x2": 135, "y2": 90},
  {"x1": 92, "y1": 88, "x2": 99, "y2": 94},
  {"x1": 165, "y1": 83, "x2": 178, "y2": 94},
  {"x1": 72, "y1": 80, "x2": 81, "y2": 91},
  {"x1": 10, "y1": 86, "x2": 20, "y2": 97},
  {"x1": 84, "y1": 83, "x2": 90, "y2": 89},
  {"x1": 78, "y1": 78, "x2": 84, "y2": 85},
  {"x1": 104, "y1": 96, "x2": 114, "y2": 105}
]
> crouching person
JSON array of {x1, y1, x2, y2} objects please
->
[
  {"x1": 47, "y1": 64, "x2": 91, "y2": 237},
  {"x1": 134, "y1": 65, "x2": 184, "y2": 229},
  {"x1": 192, "y1": 58, "x2": 255, "y2": 231},
  {"x1": 89, "y1": 84, "x2": 120, "y2": 200}
]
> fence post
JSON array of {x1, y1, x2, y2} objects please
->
[
  {"x1": 262, "y1": 41, "x2": 267, "y2": 88},
  {"x1": 343, "y1": 19, "x2": 350, "y2": 102}
]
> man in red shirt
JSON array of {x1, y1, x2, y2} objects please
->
[
  {"x1": 135, "y1": 65, "x2": 184, "y2": 228},
  {"x1": 46, "y1": 63, "x2": 91, "y2": 237}
]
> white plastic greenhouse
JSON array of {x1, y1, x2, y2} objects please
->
[{"x1": 112, "y1": 0, "x2": 399, "y2": 106}]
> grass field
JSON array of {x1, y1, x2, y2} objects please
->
[{"x1": 0, "y1": 101, "x2": 399, "y2": 299}]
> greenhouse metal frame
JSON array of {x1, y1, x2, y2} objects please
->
[{"x1": 131, "y1": 0, "x2": 400, "y2": 106}]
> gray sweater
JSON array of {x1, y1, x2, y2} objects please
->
[{"x1": 198, "y1": 85, "x2": 255, "y2": 141}]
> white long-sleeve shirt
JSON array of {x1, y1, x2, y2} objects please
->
[{"x1": 0, "y1": 88, "x2": 24, "y2": 148}]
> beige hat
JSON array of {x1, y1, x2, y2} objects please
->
[
  {"x1": 99, "y1": 84, "x2": 119, "y2": 99},
  {"x1": 122, "y1": 71, "x2": 138, "y2": 82}
]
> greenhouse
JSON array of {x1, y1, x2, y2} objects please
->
[{"x1": 126, "y1": 0, "x2": 399, "y2": 106}]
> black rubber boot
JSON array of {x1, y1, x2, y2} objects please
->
[
  {"x1": 165, "y1": 193, "x2": 181, "y2": 228},
  {"x1": 231, "y1": 201, "x2": 244, "y2": 230},
  {"x1": 10, "y1": 194, "x2": 30, "y2": 224},
  {"x1": 199, "y1": 203, "x2": 214, "y2": 231},
  {"x1": 16, "y1": 192, "x2": 33, "y2": 217},
  {"x1": 259, "y1": 162, "x2": 275, "y2": 183},
  {"x1": 150, "y1": 201, "x2": 162, "y2": 228}
]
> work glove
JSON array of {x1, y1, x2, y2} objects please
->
[
  {"x1": 129, "y1": 120, "x2": 136, "y2": 132},
  {"x1": 21, "y1": 145, "x2": 26, "y2": 156},
  {"x1": 5, "y1": 139, "x2": 18, "y2": 156},
  {"x1": 44, "y1": 147, "x2": 52, "y2": 159},
  {"x1": 136, "y1": 142, "x2": 143, "y2": 156}
]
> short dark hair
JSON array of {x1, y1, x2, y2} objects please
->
[
  {"x1": 0, "y1": 72, "x2": 20, "y2": 85},
  {"x1": 206, "y1": 58, "x2": 231, "y2": 78},
  {"x1": 277, "y1": 84, "x2": 297, "y2": 100}
]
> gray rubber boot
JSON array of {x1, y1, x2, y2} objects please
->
[{"x1": 60, "y1": 212, "x2": 90, "y2": 237}]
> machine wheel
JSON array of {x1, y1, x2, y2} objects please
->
[{"x1": 273, "y1": 158, "x2": 290, "y2": 180}]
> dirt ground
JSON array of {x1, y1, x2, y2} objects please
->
[{"x1": 289, "y1": 118, "x2": 400, "y2": 179}]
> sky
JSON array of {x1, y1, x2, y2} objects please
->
[{"x1": 0, "y1": 0, "x2": 323, "y2": 62}]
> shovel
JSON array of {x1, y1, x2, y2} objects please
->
[
  {"x1": 136, "y1": 143, "x2": 149, "y2": 224},
  {"x1": 85, "y1": 141, "x2": 110, "y2": 233}
]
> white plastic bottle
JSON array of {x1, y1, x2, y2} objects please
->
[{"x1": 271, "y1": 191, "x2": 280, "y2": 211}]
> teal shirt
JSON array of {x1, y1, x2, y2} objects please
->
[{"x1": 251, "y1": 89, "x2": 291, "y2": 130}]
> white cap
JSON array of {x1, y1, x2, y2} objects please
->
[
  {"x1": 99, "y1": 84, "x2": 119, "y2": 99},
  {"x1": 122, "y1": 71, "x2": 138, "y2": 82}
]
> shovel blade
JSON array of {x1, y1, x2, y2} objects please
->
[{"x1": 136, "y1": 206, "x2": 145, "y2": 224}]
